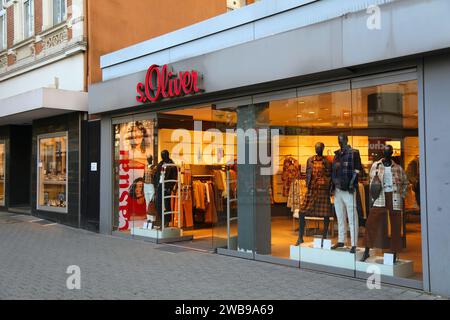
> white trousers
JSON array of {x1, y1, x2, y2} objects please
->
[
  {"x1": 334, "y1": 188, "x2": 359, "y2": 246},
  {"x1": 144, "y1": 183, "x2": 155, "y2": 206}
]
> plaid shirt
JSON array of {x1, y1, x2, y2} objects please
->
[
  {"x1": 370, "y1": 159, "x2": 408, "y2": 210},
  {"x1": 332, "y1": 145, "x2": 362, "y2": 191}
]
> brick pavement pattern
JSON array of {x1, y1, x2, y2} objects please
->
[{"x1": 0, "y1": 212, "x2": 444, "y2": 300}]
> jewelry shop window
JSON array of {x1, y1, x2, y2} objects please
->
[
  {"x1": 37, "y1": 133, "x2": 68, "y2": 212},
  {"x1": 0, "y1": 140, "x2": 5, "y2": 206}
]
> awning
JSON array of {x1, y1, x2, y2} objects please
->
[{"x1": 0, "y1": 88, "x2": 88, "y2": 126}]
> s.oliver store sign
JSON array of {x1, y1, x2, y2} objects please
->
[{"x1": 136, "y1": 64, "x2": 203, "y2": 103}]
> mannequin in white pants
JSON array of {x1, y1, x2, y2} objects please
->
[
  {"x1": 334, "y1": 188, "x2": 358, "y2": 248},
  {"x1": 331, "y1": 134, "x2": 362, "y2": 254}
]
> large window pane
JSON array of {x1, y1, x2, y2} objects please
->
[
  {"x1": 113, "y1": 120, "x2": 155, "y2": 234},
  {"x1": 352, "y1": 80, "x2": 422, "y2": 282},
  {"x1": 37, "y1": 133, "x2": 67, "y2": 212}
]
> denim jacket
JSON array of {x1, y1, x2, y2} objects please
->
[{"x1": 332, "y1": 145, "x2": 362, "y2": 192}]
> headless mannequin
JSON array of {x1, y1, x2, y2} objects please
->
[
  {"x1": 339, "y1": 135, "x2": 358, "y2": 193},
  {"x1": 331, "y1": 134, "x2": 359, "y2": 253},
  {"x1": 295, "y1": 143, "x2": 330, "y2": 246},
  {"x1": 155, "y1": 150, "x2": 176, "y2": 228},
  {"x1": 361, "y1": 145, "x2": 399, "y2": 262}
]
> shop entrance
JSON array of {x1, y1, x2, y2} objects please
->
[
  {"x1": 8, "y1": 125, "x2": 32, "y2": 214},
  {"x1": 112, "y1": 106, "x2": 237, "y2": 252}
]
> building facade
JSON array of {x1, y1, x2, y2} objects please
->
[
  {"x1": 0, "y1": 0, "x2": 229, "y2": 231},
  {"x1": 89, "y1": 0, "x2": 450, "y2": 297}
]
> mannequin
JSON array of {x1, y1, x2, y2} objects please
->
[
  {"x1": 154, "y1": 150, "x2": 177, "y2": 227},
  {"x1": 361, "y1": 145, "x2": 408, "y2": 263},
  {"x1": 295, "y1": 142, "x2": 332, "y2": 246},
  {"x1": 331, "y1": 133, "x2": 362, "y2": 254},
  {"x1": 143, "y1": 155, "x2": 157, "y2": 222}
]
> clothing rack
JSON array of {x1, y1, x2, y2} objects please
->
[{"x1": 161, "y1": 163, "x2": 181, "y2": 231}]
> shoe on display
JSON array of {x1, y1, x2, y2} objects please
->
[
  {"x1": 331, "y1": 242, "x2": 344, "y2": 250},
  {"x1": 349, "y1": 246, "x2": 357, "y2": 254},
  {"x1": 360, "y1": 248, "x2": 370, "y2": 262},
  {"x1": 295, "y1": 238, "x2": 304, "y2": 246}
]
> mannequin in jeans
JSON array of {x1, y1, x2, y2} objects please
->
[{"x1": 295, "y1": 142, "x2": 332, "y2": 247}]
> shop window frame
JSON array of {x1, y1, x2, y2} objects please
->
[
  {"x1": 0, "y1": 139, "x2": 5, "y2": 207},
  {"x1": 36, "y1": 131, "x2": 68, "y2": 214}
]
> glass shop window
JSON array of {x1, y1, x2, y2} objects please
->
[{"x1": 37, "y1": 133, "x2": 68, "y2": 212}]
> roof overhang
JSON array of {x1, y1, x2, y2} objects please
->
[{"x1": 0, "y1": 88, "x2": 87, "y2": 126}]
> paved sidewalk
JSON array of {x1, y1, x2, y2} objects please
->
[{"x1": 0, "y1": 212, "x2": 444, "y2": 300}]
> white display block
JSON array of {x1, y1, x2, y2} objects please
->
[
  {"x1": 290, "y1": 245, "x2": 300, "y2": 261},
  {"x1": 322, "y1": 239, "x2": 332, "y2": 250},
  {"x1": 356, "y1": 256, "x2": 414, "y2": 278},
  {"x1": 131, "y1": 227, "x2": 183, "y2": 239},
  {"x1": 299, "y1": 242, "x2": 364, "y2": 270},
  {"x1": 313, "y1": 238, "x2": 322, "y2": 249},
  {"x1": 384, "y1": 253, "x2": 394, "y2": 266}
]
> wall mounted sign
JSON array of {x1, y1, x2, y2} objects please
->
[{"x1": 136, "y1": 64, "x2": 203, "y2": 104}]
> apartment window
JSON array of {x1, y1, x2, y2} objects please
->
[
  {"x1": 23, "y1": 0, "x2": 34, "y2": 39},
  {"x1": 53, "y1": 0, "x2": 66, "y2": 25}
]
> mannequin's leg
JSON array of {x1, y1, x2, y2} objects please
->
[
  {"x1": 295, "y1": 215, "x2": 306, "y2": 246},
  {"x1": 322, "y1": 217, "x2": 330, "y2": 239}
]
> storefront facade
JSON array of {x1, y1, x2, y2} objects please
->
[
  {"x1": 89, "y1": 0, "x2": 450, "y2": 296},
  {"x1": 0, "y1": 89, "x2": 88, "y2": 227}
]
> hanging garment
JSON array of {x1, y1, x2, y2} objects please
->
[
  {"x1": 171, "y1": 186, "x2": 194, "y2": 228},
  {"x1": 281, "y1": 157, "x2": 300, "y2": 197},
  {"x1": 358, "y1": 182, "x2": 367, "y2": 219},
  {"x1": 300, "y1": 156, "x2": 333, "y2": 217},
  {"x1": 204, "y1": 182, "x2": 218, "y2": 224},
  {"x1": 287, "y1": 179, "x2": 302, "y2": 213},
  {"x1": 406, "y1": 157, "x2": 420, "y2": 206},
  {"x1": 214, "y1": 182, "x2": 224, "y2": 212},
  {"x1": 213, "y1": 170, "x2": 225, "y2": 192},
  {"x1": 192, "y1": 180, "x2": 206, "y2": 210}
]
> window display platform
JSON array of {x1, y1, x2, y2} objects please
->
[
  {"x1": 290, "y1": 243, "x2": 365, "y2": 270},
  {"x1": 131, "y1": 227, "x2": 193, "y2": 243},
  {"x1": 356, "y1": 256, "x2": 414, "y2": 278}
]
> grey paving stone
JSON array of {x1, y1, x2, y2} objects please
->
[{"x1": 0, "y1": 212, "x2": 447, "y2": 300}]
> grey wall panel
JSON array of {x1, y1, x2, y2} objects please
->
[
  {"x1": 423, "y1": 53, "x2": 450, "y2": 297},
  {"x1": 91, "y1": 0, "x2": 450, "y2": 115},
  {"x1": 417, "y1": 61, "x2": 430, "y2": 292},
  {"x1": 99, "y1": 115, "x2": 112, "y2": 235}
]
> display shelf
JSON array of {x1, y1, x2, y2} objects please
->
[
  {"x1": 356, "y1": 256, "x2": 414, "y2": 278},
  {"x1": 131, "y1": 226, "x2": 184, "y2": 239},
  {"x1": 43, "y1": 180, "x2": 67, "y2": 185},
  {"x1": 290, "y1": 243, "x2": 366, "y2": 270}
]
